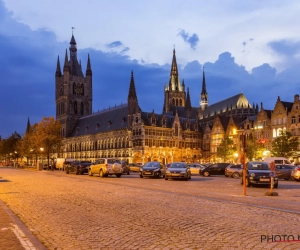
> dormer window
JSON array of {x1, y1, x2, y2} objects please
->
[
  {"x1": 96, "y1": 123, "x2": 99, "y2": 129},
  {"x1": 85, "y1": 126, "x2": 89, "y2": 132},
  {"x1": 296, "y1": 105, "x2": 299, "y2": 110},
  {"x1": 108, "y1": 120, "x2": 112, "y2": 126},
  {"x1": 162, "y1": 117, "x2": 166, "y2": 127},
  {"x1": 135, "y1": 117, "x2": 138, "y2": 123},
  {"x1": 151, "y1": 116, "x2": 156, "y2": 126},
  {"x1": 122, "y1": 117, "x2": 126, "y2": 124}
]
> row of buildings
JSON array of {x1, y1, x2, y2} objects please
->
[{"x1": 51, "y1": 34, "x2": 300, "y2": 164}]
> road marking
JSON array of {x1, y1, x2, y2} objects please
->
[{"x1": 10, "y1": 223, "x2": 36, "y2": 250}]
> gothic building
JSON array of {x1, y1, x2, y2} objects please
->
[{"x1": 55, "y1": 34, "x2": 258, "y2": 164}]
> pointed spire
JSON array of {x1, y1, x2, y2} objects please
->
[
  {"x1": 128, "y1": 70, "x2": 137, "y2": 99},
  {"x1": 56, "y1": 55, "x2": 62, "y2": 77},
  {"x1": 86, "y1": 53, "x2": 92, "y2": 76},
  {"x1": 201, "y1": 68, "x2": 207, "y2": 96},
  {"x1": 63, "y1": 49, "x2": 69, "y2": 72},
  {"x1": 169, "y1": 48, "x2": 180, "y2": 90},
  {"x1": 185, "y1": 87, "x2": 192, "y2": 110},
  {"x1": 170, "y1": 48, "x2": 179, "y2": 77},
  {"x1": 70, "y1": 34, "x2": 76, "y2": 45},
  {"x1": 26, "y1": 117, "x2": 31, "y2": 134}
]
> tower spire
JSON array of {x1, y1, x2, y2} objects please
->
[
  {"x1": 185, "y1": 87, "x2": 192, "y2": 110},
  {"x1": 169, "y1": 48, "x2": 180, "y2": 91},
  {"x1": 200, "y1": 68, "x2": 208, "y2": 111},
  {"x1": 56, "y1": 55, "x2": 62, "y2": 77},
  {"x1": 128, "y1": 70, "x2": 137, "y2": 99},
  {"x1": 26, "y1": 117, "x2": 31, "y2": 134},
  {"x1": 86, "y1": 53, "x2": 92, "y2": 76},
  {"x1": 63, "y1": 49, "x2": 69, "y2": 71}
]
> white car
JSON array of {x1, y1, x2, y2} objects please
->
[{"x1": 188, "y1": 163, "x2": 206, "y2": 175}]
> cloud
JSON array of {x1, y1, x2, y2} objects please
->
[
  {"x1": 2, "y1": 1, "x2": 300, "y2": 137},
  {"x1": 106, "y1": 41, "x2": 123, "y2": 48},
  {"x1": 177, "y1": 29, "x2": 199, "y2": 50}
]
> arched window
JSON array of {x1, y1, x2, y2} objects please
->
[
  {"x1": 172, "y1": 98, "x2": 175, "y2": 105},
  {"x1": 74, "y1": 101, "x2": 78, "y2": 114},
  {"x1": 136, "y1": 117, "x2": 138, "y2": 123},
  {"x1": 179, "y1": 99, "x2": 182, "y2": 106},
  {"x1": 80, "y1": 102, "x2": 84, "y2": 115},
  {"x1": 81, "y1": 84, "x2": 84, "y2": 96},
  {"x1": 176, "y1": 99, "x2": 178, "y2": 106},
  {"x1": 69, "y1": 101, "x2": 73, "y2": 114}
]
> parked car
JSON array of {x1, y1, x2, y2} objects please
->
[
  {"x1": 140, "y1": 161, "x2": 165, "y2": 178},
  {"x1": 129, "y1": 163, "x2": 141, "y2": 172},
  {"x1": 88, "y1": 158, "x2": 123, "y2": 178},
  {"x1": 225, "y1": 164, "x2": 243, "y2": 178},
  {"x1": 275, "y1": 164, "x2": 294, "y2": 180},
  {"x1": 240, "y1": 161, "x2": 278, "y2": 188},
  {"x1": 188, "y1": 163, "x2": 206, "y2": 175},
  {"x1": 121, "y1": 161, "x2": 130, "y2": 175},
  {"x1": 165, "y1": 162, "x2": 191, "y2": 181},
  {"x1": 63, "y1": 159, "x2": 75, "y2": 171},
  {"x1": 66, "y1": 161, "x2": 92, "y2": 175},
  {"x1": 200, "y1": 163, "x2": 231, "y2": 177},
  {"x1": 291, "y1": 166, "x2": 300, "y2": 181}
]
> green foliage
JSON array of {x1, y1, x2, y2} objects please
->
[
  {"x1": 0, "y1": 132, "x2": 22, "y2": 161},
  {"x1": 216, "y1": 136, "x2": 236, "y2": 162},
  {"x1": 246, "y1": 133, "x2": 266, "y2": 161},
  {"x1": 271, "y1": 130, "x2": 299, "y2": 158}
]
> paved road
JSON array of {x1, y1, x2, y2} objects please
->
[{"x1": 0, "y1": 167, "x2": 300, "y2": 249}]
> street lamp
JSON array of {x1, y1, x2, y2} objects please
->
[
  {"x1": 234, "y1": 153, "x2": 238, "y2": 164},
  {"x1": 40, "y1": 148, "x2": 44, "y2": 164}
]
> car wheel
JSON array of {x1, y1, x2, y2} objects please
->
[
  {"x1": 232, "y1": 172, "x2": 240, "y2": 178},
  {"x1": 246, "y1": 178, "x2": 250, "y2": 187},
  {"x1": 116, "y1": 174, "x2": 121, "y2": 178},
  {"x1": 203, "y1": 171, "x2": 210, "y2": 177},
  {"x1": 274, "y1": 183, "x2": 278, "y2": 188},
  {"x1": 127, "y1": 172, "x2": 130, "y2": 175},
  {"x1": 99, "y1": 169, "x2": 104, "y2": 178},
  {"x1": 140, "y1": 174, "x2": 143, "y2": 178},
  {"x1": 88, "y1": 169, "x2": 93, "y2": 176},
  {"x1": 165, "y1": 177, "x2": 168, "y2": 180},
  {"x1": 157, "y1": 172, "x2": 161, "y2": 178}
]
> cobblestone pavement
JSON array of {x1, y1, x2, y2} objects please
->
[{"x1": 0, "y1": 167, "x2": 300, "y2": 250}]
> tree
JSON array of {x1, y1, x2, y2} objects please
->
[
  {"x1": 246, "y1": 133, "x2": 266, "y2": 161},
  {"x1": 33, "y1": 117, "x2": 63, "y2": 170},
  {"x1": 271, "y1": 130, "x2": 299, "y2": 158},
  {"x1": 216, "y1": 136, "x2": 236, "y2": 162}
]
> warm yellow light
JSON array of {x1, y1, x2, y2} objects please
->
[
  {"x1": 234, "y1": 153, "x2": 238, "y2": 157},
  {"x1": 233, "y1": 129, "x2": 237, "y2": 135},
  {"x1": 40, "y1": 147, "x2": 44, "y2": 151}
]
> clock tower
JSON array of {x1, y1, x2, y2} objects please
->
[{"x1": 55, "y1": 33, "x2": 92, "y2": 137}]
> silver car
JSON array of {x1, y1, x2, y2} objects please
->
[
  {"x1": 225, "y1": 164, "x2": 243, "y2": 178},
  {"x1": 165, "y1": 162, "x2": 191, "y2": 181}
]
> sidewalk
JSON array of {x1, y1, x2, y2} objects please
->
[{"x1": 0, "y1": 182, "x2": 46, "y2": 250}]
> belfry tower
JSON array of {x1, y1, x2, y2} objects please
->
[
  {"x1": 55, "y1": 32, "x2": 92, "y2": 137},
  {"x1": 163, "y1": 49, "x2": 186, "y2": 113}
]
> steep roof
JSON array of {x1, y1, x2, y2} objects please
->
[
  {"x1": 70, "y1": 104, "x2": 128, "y2": 137},
  {"x1": 281, "y1": 101, "x2": 293, "y2": 112},
  {"x1": 203, "y1": 93, "x2": 252, "y2": 118}
]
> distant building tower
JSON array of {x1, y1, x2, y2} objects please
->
[
  {"x1": 200, "y1": 69, "x2": 208, "y2": 112},
  {"x1": 127, "y1": 70, "x2": 140, "y2": 128},
  {"x1": 163, "y1": 49, "x2": 186, "y2": 113},
  {"x1": 55, "y1": 33, "x2": 92, "y2": 137}
]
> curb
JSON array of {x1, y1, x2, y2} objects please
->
[{"x1": 0, "y1": 199, "x2": 47, "y2": 250}]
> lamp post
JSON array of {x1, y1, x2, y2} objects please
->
[{"x1": 40, "y1": 147, "x2": 44, "y2": 165}]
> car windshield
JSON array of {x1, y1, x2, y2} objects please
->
[
  {"x1": 248, "y1": 162, "x2": 270, "y2": 170},
  {"x1": 143, "y1": 162, "x2": 160, "y2": 168},
  {"x1": 169, "y1": 163, "x2": 186, "y2": 168}
]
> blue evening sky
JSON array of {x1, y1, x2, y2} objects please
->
[{"x1": 1, "y1": 0, "x2": 300, "y2": 138}]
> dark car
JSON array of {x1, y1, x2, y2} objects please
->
[
  {"x1": 225, "y1": 164, "x2": 243, "y2": 178},
  {"x1": 240, "y1": 161, "x2": 278, "y2": 188},
  {"x1": 140, "y1": 161, "x2": 165, "y2": 178},
  {"x1": 275, "y1": 164, "x2": 294, "y2": 180},
  {"x1": 164, "y1": 162, "x2": 191, "y2": 181},
  {"x1": 121, "y1": 161, "x2": 130, "y2": 175},
  {"x1": 200, "y1": 163, "x2": 231, "y2": 177},
  {"x1": 66, "y1": 161, "x2": 92, "y2": 175}
]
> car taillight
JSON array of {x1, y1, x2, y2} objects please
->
[{"x1": 297, "y1": 168, "x2": 300, "y2": 171}]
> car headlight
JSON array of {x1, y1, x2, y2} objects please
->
[
  {"x1": 250, "y1": 173, "x2": 255, "y2": 177},
  {"x1": 153, "y1": 168, "x2": 159, "y2": 172}
]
